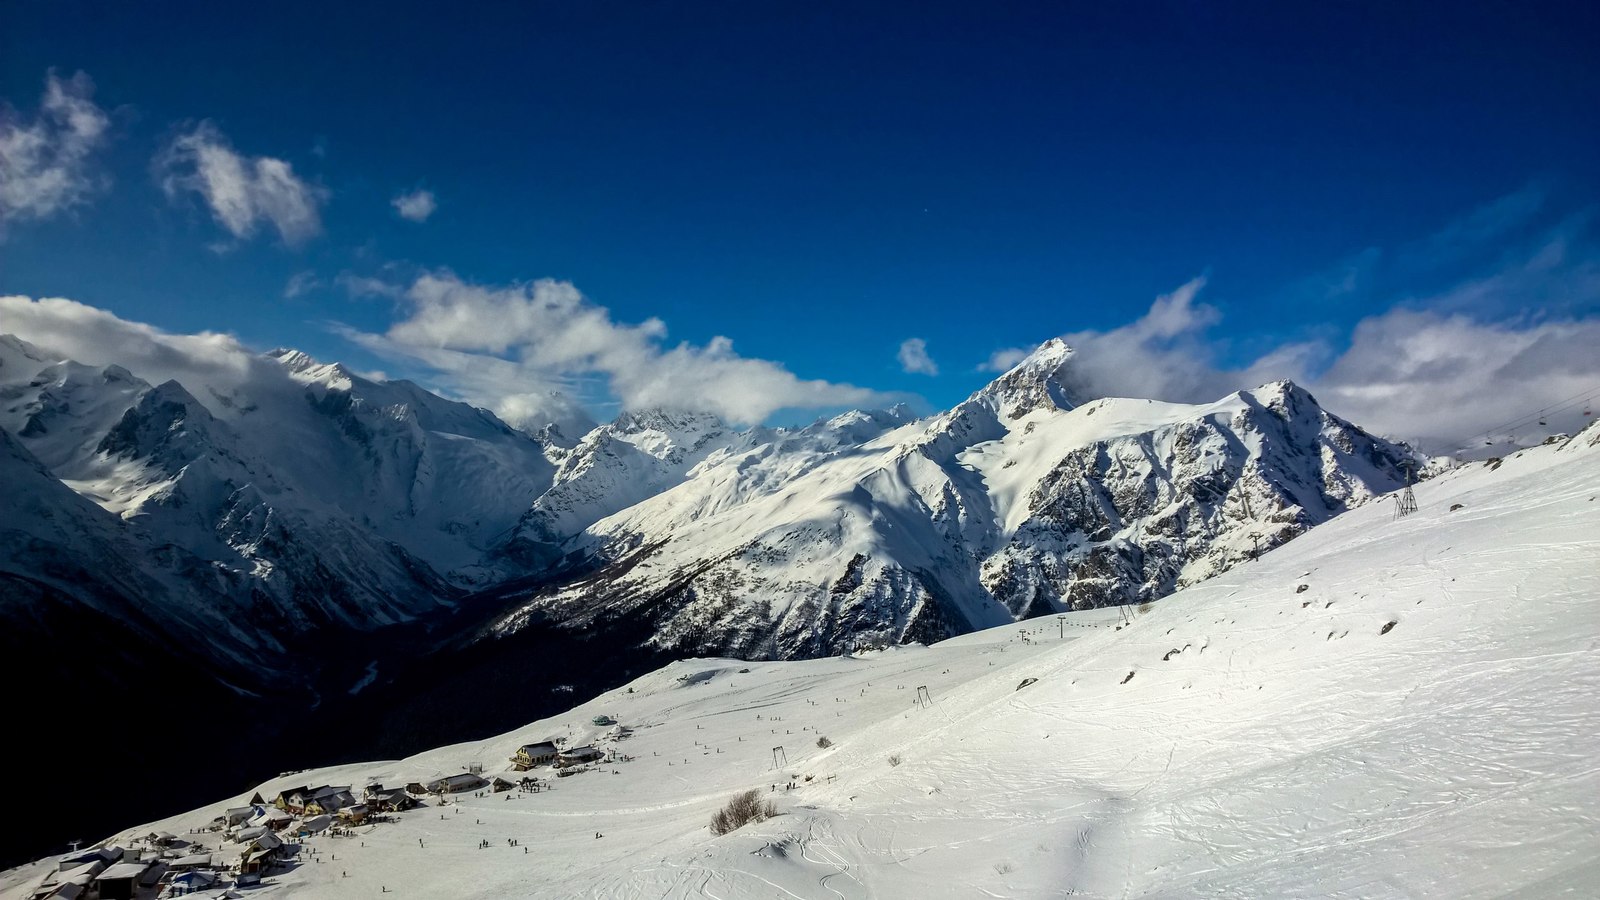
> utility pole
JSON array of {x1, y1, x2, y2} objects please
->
[{"x1": 1057, "y1": 615, "x2": 1064, "y2": 639}]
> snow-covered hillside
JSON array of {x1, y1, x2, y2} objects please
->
[
  {"x1": 15, "y1": 419, "x2": 1594, "y2": 899},
  {"x1": 494, "y1": 341, "x2": 1419, "y2": 659}
]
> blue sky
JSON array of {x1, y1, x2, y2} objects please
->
[{"x1": 3, "y1": 1, "x2": 1598, "y2": 445}]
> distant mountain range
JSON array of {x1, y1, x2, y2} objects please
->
[
  {"x1": 0, "y1": 330, "x2": 1419, "y2": 864},
  {"x1": 2, "y1": 332, "x2": 1422, "y2": 684}
]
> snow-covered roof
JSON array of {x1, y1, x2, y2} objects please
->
[{"x1": 94, "y1": 861, "x2": 148, "y2": 881}]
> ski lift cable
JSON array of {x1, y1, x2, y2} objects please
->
[{"x1": 1456, "y1": 383, "x2": 1600, "y2": 448}]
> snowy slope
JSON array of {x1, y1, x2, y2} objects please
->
[
  {"x1": 493, "y1": 342, "x2": 1419, "y2": 659},
  {"x1": 18, "y1": 420, "x2": 1594, "y2": 899}
]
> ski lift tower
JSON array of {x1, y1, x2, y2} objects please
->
[{"x1": 1394, "y1": 463, "x2": 1418, "y2": 519}]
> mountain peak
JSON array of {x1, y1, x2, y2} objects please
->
[{"x1": 976, "y1": 337, "x2": 1081, "y2": 418}]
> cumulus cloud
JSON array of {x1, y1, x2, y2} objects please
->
[
  {"x1": 897, "y1": 338, "x2": 939, "y2": 376},
  {"x1": 391, "y1": 188, "x2": 436, "y2": 222},
  {"x1": 339, "y1": 272, "x2": 900, "y2": 426},
  {"x1": 157, "y1": 122, "x2": 326, "y2": 245},
  {"x1": 0, "y1": 70, "x2": 111, "y2": 232}
]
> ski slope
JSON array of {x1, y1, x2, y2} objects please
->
[{"x1": 7, "y1": 426, "x2": 1596, "y2": 899}]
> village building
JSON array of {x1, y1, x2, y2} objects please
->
[
  {"x1": 297, "y1": 814, "x2": 333, "y2": 836},
  {"x1": 425, "y1": 772, "x2": 488, "y2": 795},
  {"x1": 510, "y1": 741, "x2": 559, "y2": 770},
  {"x1": 337, "y1": 803, "x2": 369, "y2": 824},
  {"x1": 162, "y1": 869, "x2": 217, "y2": 896},
  {"x1": 238, "y1": 831, "x2": 286, "y2": 876},
  {"x1": 363, "y1": 786, "x2": 421, "y2": 812},
  {"x1": 249, "y1": 806, "x2": 293, "y2": 830},
  {"x1": 166, "y1": 852, "x2": 212, "y2": 871},
  {"x1": 57, "y1": 847, "x2": 120, "y2": 872},
  {"x1": 215, "y1": 805, "x2": 254, "y2": 829},
  {"x1": 272, "y1": 787, "x2": 308, "y2": 812},
  {"x1": 93, "y1": 861, "x2": 149, "y2": 900},
  {"x1": 490, "y1": 777, "x2": 515, "y2": 793},
  {"x1": 557, "y1": 746, "x2": 605, "y2": 767}
]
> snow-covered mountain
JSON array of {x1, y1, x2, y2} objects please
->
[
  {"x1": 2, "y1": 331, "x2": 1420, "y2": 677},
  {"x1": 14, "y1": 417, "x2": 1592, "y2": 899},
  {"x1": 0, "y1": 334, "x2": 558, "y2": 666},
  {"x1": 491, "y1": 340, "x2": 1420, "y2": 659}
]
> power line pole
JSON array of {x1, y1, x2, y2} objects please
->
[{"x1": 1394, "y1": 463, "x2": 1418, "y2": 519}]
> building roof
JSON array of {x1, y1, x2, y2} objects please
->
[{"x1": 95, "y1": 862, "x2": 148, "y2": 881}]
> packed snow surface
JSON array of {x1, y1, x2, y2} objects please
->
[{"x1": 5, "y1": 430, "x2": 1597, "y2": 899}]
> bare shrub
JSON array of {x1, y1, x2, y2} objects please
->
[
  {"x1": 887, "y1": 754, "x2": 902, "y2": 767},
  {"x1": 994, "y1": 861, "x2": 1015, "y2": 875},
  {"x1": 709, "y1": 788, "x2": 778, "y2": 836},
  {"x1": 816, "y1": 736, "x2": 834, "y2": 749}
]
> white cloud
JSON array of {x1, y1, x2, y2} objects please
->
[
  {"x1": 978, "y1": 347, "x2": 1031, "y2": 372},
  {"x1": 1049, "y1": 264, "x2": 1600, "y2": 452},
  {"x1": 0, "y1": 70, "x2": 111, "y2": 232},
  {"x1": 283, "y1": 270, "x2": 321, "y2": 299},
  {"x1": 157, "y1": 122, "x2": 326, "y2": 245},
  {"x1": 336, "y1": 272, "x2": 407, "y2": 300},
  {"x1": 0, "y1": 294, "x2": 256, "y2": 392},
  {"x1": 391, "y1": 188, "x2": 436, "y2": 222},
  {"x1": 340, "y1": 272, "x2": 900, "y2": 426},
  {"x1": 896, "y1": 338, "x2": 938, "y2": 376}
]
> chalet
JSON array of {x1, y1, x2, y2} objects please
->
[
  {"x1": 510, "y1": 741, "x2": 559, "y2": 770},
  {"x1": 425, "y1": 773, "x2": 488, "y2": 795},
  {"x1": 365, "y1": 788, "x2": 420, "y2": 812},
  {"x1": 273, "y1": 786, "x2": 309, "y2": 811},
  {"x1": 298, "y1": 814, "x2": 333, "y2": 836},
  {"x1": 303, "y1": 786, "x2": 356, "y2": 816},
  {"x1": 591, "y1": 715, "x2": 616, "y2": 726},
  {"x1": 238, "y1": 831, "x2": 286, "y2": 876},
  {"x1": 557, "y1": 746, "x2": 605, "y2": 767},
  {"x1": 337, "y1": 803, "x2": 369, "y2": 824},
  {"x1": 490, "y1": 777, "x2": 515, "y2": 793},
  {"x1": 232, "y1": 826, "x2": 269, "y2": 845},
  {"x1": 93, "y1": 861, "x2": 148, "y2": 900},
  {"x1": 217, "y1": 806, "x2": 254, "y2": 828}
]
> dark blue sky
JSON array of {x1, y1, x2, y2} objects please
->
[{"x1": 3, "y1": 1, "x2": 1598, "y2": 430}]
